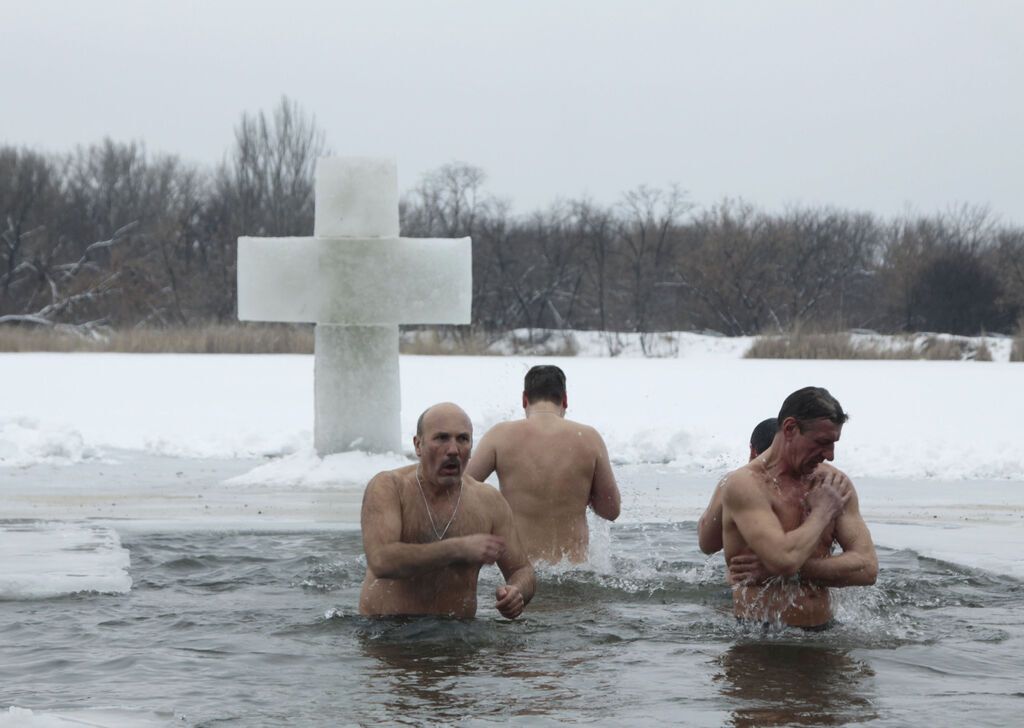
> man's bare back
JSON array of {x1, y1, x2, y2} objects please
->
[
  {"x1": 468, "y1": 413, "x2": 618, "y2": 563},
  {"x1": 466, "y1": 366, "x2": 619, "y2": 564}
]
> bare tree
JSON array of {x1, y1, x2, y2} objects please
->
[{"x1": 615, "y1": 185, "x2": 691, "y2": 337}]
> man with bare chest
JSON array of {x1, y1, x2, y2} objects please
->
[
  {"x1": 359, "y1": 403, "x2": 535, "y2": 619},
  {"x1": 466, "y1": 365, "x2": 620, "y2": 564},
  {"x1": 721, "y1": 387, "x2": 878, "y2": 628}
]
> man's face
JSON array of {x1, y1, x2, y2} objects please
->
[
  {"x1": 787, "y1": 418, "x2": 842, "y2": 475},
  {"x1": 414, "y1": 406, "x2": 473, "y2": 487}
]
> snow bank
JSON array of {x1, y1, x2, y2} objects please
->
[{"x1": 1, "y1": 349, "x2": 1021, "y2": 482}]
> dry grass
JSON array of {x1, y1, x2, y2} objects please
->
[
  {"x1": 745, "y1": 332, "x2": 913, "y2": 360},
  {"x1": 0, "y1": 323, "x2": 565, "y2": 356},
  {"x1": 400, "y1": 327, "x2": 579, "y2": 356},
  {"x1": 971, "y1": 340, "x2": 993, "y2": 362},
  {"x1": 0, "y1": 324, "x2": 314, "y2": 354},
  {"x1": 746, "y1": 331, "x2": 987, "y2": 361},
  {"x1": 399, "y1": 328, "x2": 501, "y2": 356},
  {"x1": 1012, "y1": 338, "x2": 1024, "y2": 362}
]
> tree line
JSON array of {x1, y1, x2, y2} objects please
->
[{"x1": 3, "y1": 98, "x2": 1023, "y2": 339}]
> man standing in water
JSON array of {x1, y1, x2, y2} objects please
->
[
  {"x1": 698, "y1": 417, "x2": 778, "y2": 555},
  {"x1": 721, "y1": 387, "x2": 878, "y2": 628},
  {"x1": 359, "y1": 402, "x2": 535, "y2": 619},
  {"x1": 466, "y1": 365, "x2": 620, "y2": 563}
]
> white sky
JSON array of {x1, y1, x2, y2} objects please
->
[{"x1": 2, "y1": 0, "x2": 1022, "y2": 222}]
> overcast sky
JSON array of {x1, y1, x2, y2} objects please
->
[{"x1": 2, "y1": 0, "x2": 1021, "y2": 222}]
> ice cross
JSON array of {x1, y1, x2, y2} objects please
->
[{"x1": 237, "y1": 157, "x2": 472, "y2": 455}]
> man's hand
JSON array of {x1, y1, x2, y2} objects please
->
[
  {"x1": 727, "y1": 552, "x2": 771, "y2": 586},
  {"x1": 806, "y1": 471, "x2": 851, "y2": 520},
  {"x1": 458, "y1": 534, "x2": 507, "y2": 564},
  {"x1": 495, "y1": 584, "x2": 525, "y2": 619}
]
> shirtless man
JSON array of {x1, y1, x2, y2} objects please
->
[
  {"x1": 721, "y1": 387, "x2": 878, "y2": 628},
  {"x1": 466, "y1": 365, "x2": 620, "y2": 564},
  {"x1": 359, "y1": 402, "x2": 535, "y2": 619},
  {"x1": 698, "y1": 417, "x2": 778, "y2": 555}
]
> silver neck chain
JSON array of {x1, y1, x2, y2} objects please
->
[
  {"x1": 414, "y1": 467, "x2": 463, "y2": 541},
  {"x1": 760, "y1": 456, "x2": 781, "y2": 492}
]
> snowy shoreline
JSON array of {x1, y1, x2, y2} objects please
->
[{"x1": 2, "y1": 348, "x2": 1022, "y2": 481}]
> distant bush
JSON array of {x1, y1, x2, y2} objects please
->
[
  {"x1": 971, "y1": 340, "x2": 992, "y2": 361},
  {"x1": 399, "y1": 328, "x2": 500, "y2": 356},
  {"x1": 745, "y1": 331, "x2": 992, "y2": 361},
  {"x1": 745, "y1": 332, "x2": 866, "y2": 359}
]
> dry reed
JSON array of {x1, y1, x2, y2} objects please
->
[
  {"x1": 0, "y1": 324, "x2": 314, "y2": 354},
  {"x1": 746, "y1": 331, "x2": 985, "y2": 361}
]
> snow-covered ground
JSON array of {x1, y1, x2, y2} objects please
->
[{"x1": 2, "y1": 347, "x2": 1021, "y2": 481}]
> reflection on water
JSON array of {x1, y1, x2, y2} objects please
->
[
  {"x1": 355, "y1": 617, "x2": 584, "y2": 722},
  {"x1": 716, "y1": 642, "x2": 877, "y2": 727}
]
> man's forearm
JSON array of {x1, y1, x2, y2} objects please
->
[
  {"x1": 760, "y1": 510, "x2": 836, "y2": 577},
  {"x1": 367, "y1": 539, "x2": 465, "y2": 580},
  {"x1": 800, "y1": 551, "x2": 878, "y2": 586},
  {"x1": 506, "y1": 564, "x2": 536, "y2": 605},
  {"x1": 698, "y1": 509, "x2": 723, "y2": 555}
]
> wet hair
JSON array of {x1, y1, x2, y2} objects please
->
[
  {"x1": 524, "y1": 365, "x2": 566, "y2": 405},
  {"x1": 777, "y1": 387, "x2": 849, "y2": 431},
  {"x1": 749, "y1": 418, "x2": 778, "y2": 455}
]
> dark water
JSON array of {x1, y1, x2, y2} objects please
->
[{"x1": 1, "y1": 524, "x2": 1022, "y2": 727}]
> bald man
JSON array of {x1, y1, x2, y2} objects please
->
[{"x1": 359, "y1": 402, "x2": 535, "y2": 619}]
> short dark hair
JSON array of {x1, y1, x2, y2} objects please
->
[
  {"x1": 524, "y1": 365, "x2": 566, "y2": 405},
  {"x1": 749, "y1": 418, "x2": 778, "y2": 455},
  {"x1": 778, "y1": 387, "x2": 849, "y2": 431}
]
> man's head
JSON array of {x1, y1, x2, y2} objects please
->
[
  {"x1": 748, "y1": 417, "x2": 778, "y2": 460},
  {"x1": 522, "y1": 365, "x2": 567, "y2": 411},
  {"x1": 777, "y1": 387, "x2": 848, "y2": 475},
  {"x1": 414, "y1": 402, "x2": 473, "y2": 488}
]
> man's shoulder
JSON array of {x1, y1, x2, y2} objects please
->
[
  {"x1": 366, "y1": 465, "x2": 415, "y2": 491},
  {"x1": 562, "y1": 417, "x2": 598, "y2": 433},
  {"x1": 479, "y1": 419, "x2": 522, "y2": 442},
  {"x1": 814, "y1": 462, "x2": 852, "y2": 481},
  {"x1": 560, "y1": 418, "x2": 606, "y2": 445},
  {"x1": 720, "y1": 464, "x2": 765, "y2": 501},
  {"x1": 466, "y1": 477, "x2": 511, "y2": 512}
]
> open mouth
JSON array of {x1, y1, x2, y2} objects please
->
[{"x1": 440, "y1": 461, "x2": 461, "y2": 475}]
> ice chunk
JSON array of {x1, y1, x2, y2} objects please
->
[
  {"x1": 0, "y1": 522, "x2": 132, "y2": 599},
  {"x1": 1, "y1": 706, "x2": 173, "y2": 727},
  {"x1": 315, "y1": 156, "x2": 399, "y2": 238}
]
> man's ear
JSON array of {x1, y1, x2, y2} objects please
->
[
  {"x1": 781, "y1": 417, "x2": 800, "y2": 439},
  {"x1": 522, "y1": 392, "x2": 529, "y2": 410},
  {"x1": 562, "y1": 393, "x2": 568, "y2": 411},
  {"x1": 413, "y1": 435, "x2": 422, "y2": 456}
]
